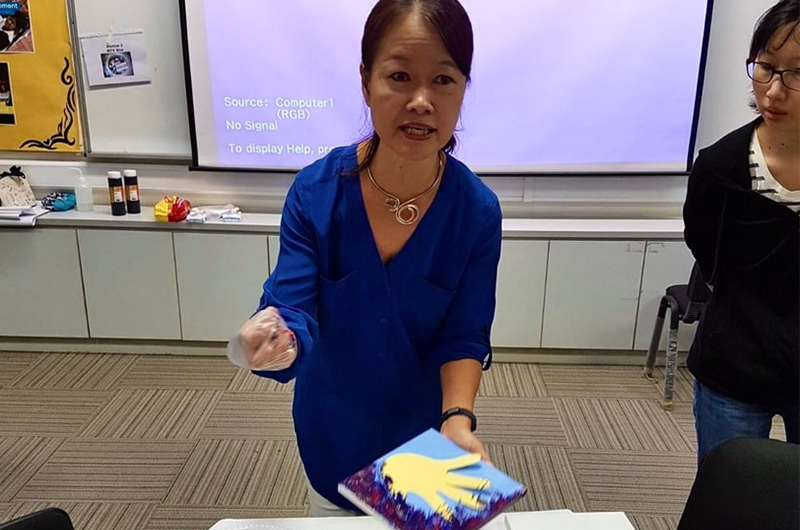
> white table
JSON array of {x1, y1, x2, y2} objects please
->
[{"x1": 209, "y1": 510, "x2": 636, "y2": 530}]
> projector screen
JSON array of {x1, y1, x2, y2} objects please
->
[{"x1": 181, "y1": 0, "x2": 712, "y2": 174}]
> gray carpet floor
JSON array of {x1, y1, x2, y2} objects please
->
[{"x1": 0, "y1": 352, "x2": 786, "y2": 530}]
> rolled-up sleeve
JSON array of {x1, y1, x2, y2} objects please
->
[
  {"x1": 430, "y1": 200, "x2": 502, "y2": 370},
  {"x1": 253, "y1": 181, "x2": 319, "y2": 383}
]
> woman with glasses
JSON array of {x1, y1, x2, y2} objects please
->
[{"x1": 683, "y1": 0, "x2": 799, "y2": 465}]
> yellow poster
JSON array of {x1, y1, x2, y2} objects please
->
[{"x1": 0, "y1": 0, "x2": 82, "y2": 152}]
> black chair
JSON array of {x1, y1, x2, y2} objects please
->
[
  {"x1": 677, "y1": 437, "x2": 800, "y2": 530},
  {"x1": 643, "y1": 262, "x2": 710, "y2": 409},
  {"x1": 0, "y1": 508, "x2": 74, "y2": 530}
]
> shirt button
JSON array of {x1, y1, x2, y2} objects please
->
[
  {"x1": 379, "y1": 317, "x2": 387, "y2": 324},
  {"x1": 377, "y1": 350, "x2": 383, "y2": 356}
]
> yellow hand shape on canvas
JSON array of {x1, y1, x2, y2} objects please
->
[{"x1": 381, "y1": 453, "x2": 491, "y2": 521}]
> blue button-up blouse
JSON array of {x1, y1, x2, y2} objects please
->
[{"x1": 254, "y1": 144, "x2": 502, "y2": 510}]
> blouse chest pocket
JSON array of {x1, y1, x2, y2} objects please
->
[
  {"x1": 397, "y1": 275, "x2": 457, "y2": 347},
  {"x1": 317, "y1": 270, "x2": 363, "y2": 337}
]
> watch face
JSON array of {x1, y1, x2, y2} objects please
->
[{"x1": 101, "y1": 52, "x2": 134, "y2": 78}]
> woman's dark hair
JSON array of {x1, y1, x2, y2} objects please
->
[
  {"x1": 9, "y1": 11, "x2": 29, "y2": 35},
  {"x1": 354, "y1": 0, "x2": 473, "y2": 175},
  {"x1": 750, "y1": 0, "x2": 799, "y2": 58},
  {"x1": 748, "y1": 0, "x2": 799, "y2": 111}
]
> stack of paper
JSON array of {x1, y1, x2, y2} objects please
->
[{"x1": 0, "y1": 204, "x2": 49, "y2": 226}]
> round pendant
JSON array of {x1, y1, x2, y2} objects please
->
[
  {"x1": 396, "y1": 204, "x2": 420, "y2": 225},
  {"x1": 384, "y1": 197, "x2": 400, "y2": 212}
]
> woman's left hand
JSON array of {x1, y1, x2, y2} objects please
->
[{"x1": 440, "y1": 414, "x2": 492, "y2": 464}]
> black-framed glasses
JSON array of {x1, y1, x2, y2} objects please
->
[{"x1": 746, "y1": 59, "x2": 800, "y2": 91}]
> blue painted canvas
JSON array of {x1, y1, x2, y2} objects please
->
[{"x1": 338, "y1": 429, "x2": 527, "y2": 530}]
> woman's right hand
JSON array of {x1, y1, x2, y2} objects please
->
[{"x1": 227, "y1": 307, "x2": 297, "y2": 371}]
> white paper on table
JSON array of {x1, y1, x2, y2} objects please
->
[
  {"x1": 572, "y1": 512, "x2": 637, "y2": 530},
  {"x1": 207, "y1": 510, "x2": 634, "y2": 530},
  {"x1": 505, "y1": 510, "x2": 580, "y2": 530},
  {"x1": 80, "y1": 29, "x2": 151, "y2": 87}
]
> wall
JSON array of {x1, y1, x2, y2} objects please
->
[{"x1": 0, "y1": 0, "x2": 775, "y2": 217}]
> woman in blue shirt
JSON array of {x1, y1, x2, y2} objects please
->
[{"x1": 230, "y1": 0, "x2": 502, "y2": 515}]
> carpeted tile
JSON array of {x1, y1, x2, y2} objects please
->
[
  {"x1": 9, "y1": 353, "x2": 137, "y2": 390},
  {"x1": 669, "y1": 402, "x2": 697, "y2": 450},
  {"x1": 15, "y1": 440, "x2": 195, "y2": 502},
  {"x1": 77, "y1": 389, "x2": 222, "y2": 439},
  {"x1": 118, "y1": 356, "x2": 237, "y2": 390},
  {"x1": 0, "y1": 352, "x2": 44, "y2": 388},
  {"x1": 475, "y1": 397, "x2": 568, "y2": 446},
  {"x1": 629, "y1": 514, "x2": 682, "y2": 530},
  {"x1": 200, "y1": 393, "x2": 294, "y2": 440},
  {"x1": 144, "y1": 506, "x2": 307, "y2": 530},
  {"x1": 646, "y1": 366, "x2": 694, "y2": 404},
  {"x1": 0, "y1": 390, "x2": 111, "y2": 436},
  {"x1": 165, "y1": 439, "x2": 299, "y2": 506},
  {"x1": 540, "y1": 366, "x2": 663, "y2": 399},
  {"x1": 0, "y1": 358, "x2": 717, "y2": 526},
  {"x1": 555, "y1": 398, "x2": 694, "y2": 452},
  {"x1": 267, "y1": 441, "x2": 307, "y2": 506},
  {"x1": 3, "y1": 502, "x2": 154, "y2": 530},
  {"x1": 487, "y1": 444, "x2": 586, "y2": 513},
  {"x1": 0, "y1": 437, "x2": 63, "y2": 501},
  {"x1": 479, "y1": 363, "x2": 547, "y2": 398},
  {"x1": 569, "y1": 450, "x2": 696, "y2": 516},
  {"x1": 226, "y1": 369, "x2": 295, "y2": 393}
]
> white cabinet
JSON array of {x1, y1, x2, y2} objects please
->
[
  {"x1": 0, "y1": 229, "x2": 88, "y2": 338},
  {"x1": 491, "y1": 240, "x2": 549, "y2": 348},
  {"x1": 268, "y1": 235, "x2": 280, "y2": 273},
  {"x1": 174, "y1": 233, "x2": 269, "y2": 341},
  {"x1": 2, "y1": 223, "x2": 696, "y2": 355},
  {"x1": 542, "y1": 241, "x2": 645, "y2": 349},
  {"x1": 634, "y1": 241, "x2": 697, "y2": 351},
  {"x1": 78, "y1": 230, "x2": 181, "y2": 339}
]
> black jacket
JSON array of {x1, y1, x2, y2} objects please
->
[{"x1": 684, "y1": 118, "x2": 799, "y2": 409}]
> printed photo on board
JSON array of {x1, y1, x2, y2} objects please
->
[
  {"x1": 102, "y1": 51, "x2": 134, "y2": 78},
  {"x1": 0, "y1": 62, "x2": 17, "y2": 125},
  {"x1": 0, "y1": 1, "x2": 34, "y2": 53}
]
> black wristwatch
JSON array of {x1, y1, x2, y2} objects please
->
[{"x1": 439, "y1": 407, "x2": 477, "y2": 432}]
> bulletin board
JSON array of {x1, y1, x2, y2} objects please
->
[{"x1": 0, "y1": 0, "x2": 82, "y2": 153}]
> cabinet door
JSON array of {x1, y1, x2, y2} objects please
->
[
  {"x1": 542, "y1": 241, "x2": 645, "y2": 350},
  {"x1": 268, "y1": 235, "x2": 280, "y2": 274},
  {"x1": 0, "y1": 229, "x2": 88, "y2": 337},
  {"x1": 491, "y1": 240, "x2": 549, "y2": 348},
  {"x1": 78, "y1": 230, "x2": 181, "y2": 339},
  {"x1": 175, "y1": 233, "x2": 268, "y2": 341},
  {"x1": 634, "y1": 241, "x2": 697, "y2": 351}
]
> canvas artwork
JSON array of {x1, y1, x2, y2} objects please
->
[{"x1": 339, "y1": 429, "x2": 527, "y2": 530}]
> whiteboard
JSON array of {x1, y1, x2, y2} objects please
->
[{"x1": 71, "y1": 0, "x2": 191, "y2": 158}]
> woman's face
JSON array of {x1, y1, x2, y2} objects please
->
[
  {"x1": 362, "y1": 10, "x2": 467, "y2": 164},
  {"x1": 2, "y1": 16, "x2": 15, "y2": 32},
  {"x1": 753, "y1": 24, "x2": 800, "y2": 135}
]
